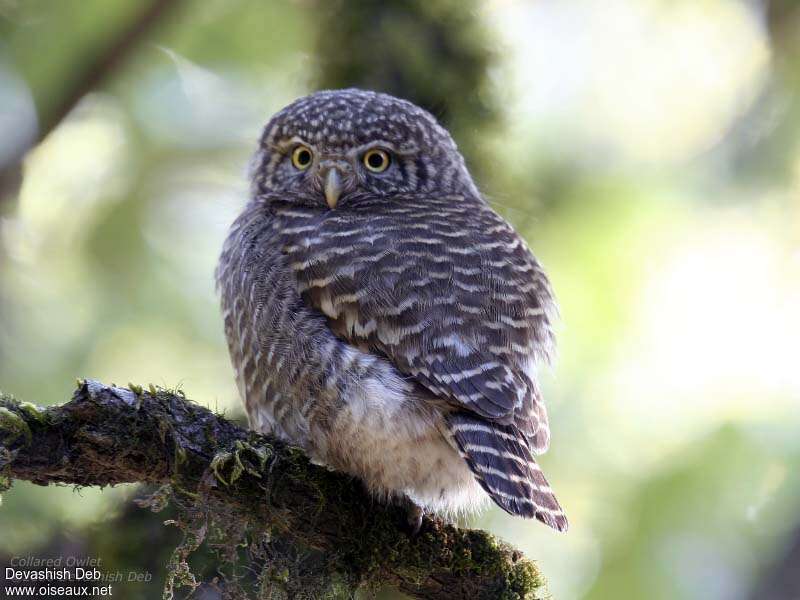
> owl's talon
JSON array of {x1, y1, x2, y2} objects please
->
[{"x1": 404, "y1": 500, "x2": 424, "y2": 537}]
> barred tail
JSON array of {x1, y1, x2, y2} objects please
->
[{"x1": 447, "y1": 412, "x2": 568, "y2": 532}]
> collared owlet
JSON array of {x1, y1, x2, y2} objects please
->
[{"x1": 217, "y1": 89, "x2": 567, "y2": 532}]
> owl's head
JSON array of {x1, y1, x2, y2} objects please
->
[{"x1": 251, "y1": 89, "x2": 477, "y2": 209}]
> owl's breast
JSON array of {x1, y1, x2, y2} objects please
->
[{"x1": 217, "y1": 203, "x2": 320, "y2": 440}]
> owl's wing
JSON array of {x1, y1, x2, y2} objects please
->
[
  {"x1": 278, "y1": 197, "x2": 566, "y2": 529},
  {"x1": 446, "y1": 411, "x2": 567, "y2": 530},
  {"x1": 279, "y1": 197, "x2": 555, "y2": 451}
]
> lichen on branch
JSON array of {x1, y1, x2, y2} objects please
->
[{"x1": 0, "y1": 380, "x2": 549, "y2": 600}]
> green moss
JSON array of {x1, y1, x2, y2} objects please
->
[
  {"x1": 139, "y1": 485, "x2": 173, "y2": 513},
  {"x1": 0, "y1": 402, "x2": 30, "y2": 508},
  {"x1": 341, "y1": 517, "x2": 548, "y2": 598},
  {"x1": 458, "y1": 533, "x2": 548, "y2": 599},
  {"x1": 209, "y1": 449, "x2": 234, "y2": 485},
  {"x1": 502, "y1": 559, "x2": 548, "y2": 600},
  {"x1": 126, "y1": 383, "x2": 145, "y2": 409},
  {"x1": 163, "y1": 547, "x2": 200, "y2": 600},
  {"x1": 209, "y1": 440, "x2": 273, "y2": 486},
  {"x1": 173, "y1": 443, "x2": 188, "y2": 473},
  {"x1": 16, "y1": 401, "x2": 47, "y2": 425},
  {"x1": 0, "y1": 473, "x2": 10, "y2": 507},
  {"x1": 232, "y1": 440, "x2": 271, "y2": 480},
  {"x1": 0, "y1": 406, "x2": 32, "y2": 446},
  {"x1": 156, "y1": 418, "x2": 171, "y2": 445}
]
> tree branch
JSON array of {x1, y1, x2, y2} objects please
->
[
  {"x1": 0, "y1": 380, "x2": 548, "y2": 600},
  {"x1": 1, "y1": 0, "x2": 183, "y2": 206},
  {"x1": 41, "y1": 0, "x2": 183, "y2": 141}
]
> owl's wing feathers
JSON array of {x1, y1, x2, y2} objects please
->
[
  {"x1": 285, "y1": 200, "x2": 554, "y2": 437},
  {"x1": 448, "y1": 412, "x2": 568, "y2": 531},
  {"x1": 410, "y1": 352, "x2": 522, "y2": 419},
  {"x1": 280, "y1": 198, "x2": 565, "y2": 528}
]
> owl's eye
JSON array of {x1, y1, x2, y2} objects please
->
[
  {"x1": 363, "y1": 149, "x2": 391, "y2": 173},
  {"x1": 291, "y1": 145, "x2": 313, "y2": 170}
]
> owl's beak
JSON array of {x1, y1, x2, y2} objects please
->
[{"x1": 324, "y1": 168, "x2": 342, "y2": 209}]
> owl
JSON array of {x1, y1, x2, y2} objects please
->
[{"x1": 216, "y1": 89, "x2": 567, "y2": 532}]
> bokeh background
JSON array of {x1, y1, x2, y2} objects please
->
[{"x1": 1, "y1": 1, "x2": 799, "y2": 598}]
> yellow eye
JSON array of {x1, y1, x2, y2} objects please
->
[
  {"x1": 291, "y1": 145, "x2": 313, "y2": 170},
  {"x1": 363, "y1": 149, "x2": 391, "y2": 173}
]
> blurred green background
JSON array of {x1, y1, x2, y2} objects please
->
[{"x1": 1, "y1": 0, "x2": 799, "y2": 599}]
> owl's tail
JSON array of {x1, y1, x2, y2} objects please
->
[{"x1": 447, "y1": 412, "x2": 568, "y2": 532}]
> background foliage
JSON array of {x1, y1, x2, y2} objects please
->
[{"x1": 1, "y1": 1, "x2": 799, "y2": 598}]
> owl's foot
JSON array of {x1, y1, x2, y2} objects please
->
[
  {"x1": 402, "y1": 497, "x2": 424, "y2": 537},
  {"x1": 210, "y1": 439, "x2": 271, "y2": 486}
]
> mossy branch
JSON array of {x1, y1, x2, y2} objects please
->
[{"x1": 0, "y1": 380, "x2": 548, "y2": 599}]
